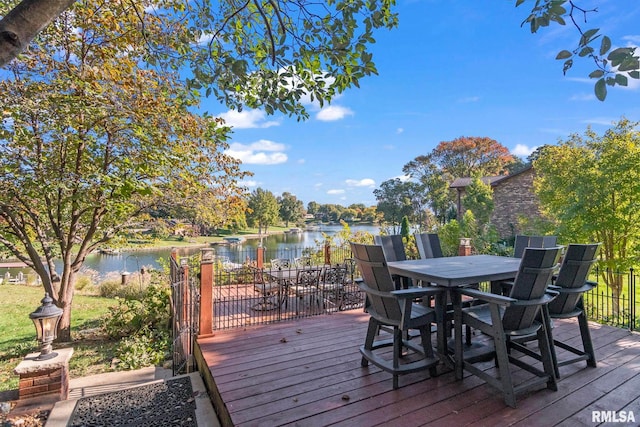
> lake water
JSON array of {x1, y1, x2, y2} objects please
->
[{"x1": 70, "y1": 224, "x2": 381, "y2": 277}]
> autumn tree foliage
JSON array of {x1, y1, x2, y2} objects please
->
[
  {"x1": 0, "y1": 0, "x2": 247, "y2": 341},
  {"x1": 402, "y1": 136, "x2": 519, "y2": 224}
]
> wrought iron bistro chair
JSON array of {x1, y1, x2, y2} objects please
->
[
  {"x1": 318, "y1": 265, "x2": 347, "y2": 312},
  {"x1": 290, "y1": 267, "x2": 323, "y2": 315},
  {"x1": 538, "y1": 243, "x2": 600, "y2": 378},
  {"x1": 350, "y1": 242, "x2": 442, "y2": 389},
  {"x1": 454, "y1": 247, "x2": 561, "y2": 408},
  {"x1": 251, "y1": 268, "x2": 285, "y2": 311},
  {"x1": 374, "y1": 234, "x2": 411, "y2": 289}
]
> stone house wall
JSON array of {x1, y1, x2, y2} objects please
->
[
  {"x1": 453, "y1": 167, "x2": 544, "y2": 239},
  {"x1": 490, "y1": 168, "x2": 542, "y2": 238}
]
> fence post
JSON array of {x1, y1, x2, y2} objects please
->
[
  {"x1": 199, "y1": 249, "x2": 214, "y2": 338},
  {"x1": 256, "y1": 246, "x2": 264, "y2": 269},
  {"x1": 324, "y1": 241, "x2": 331, "y2": 265}
]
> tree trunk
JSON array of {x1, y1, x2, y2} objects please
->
[{"x1": 0, "y1": 0, "x2": 77, "y2": 66}]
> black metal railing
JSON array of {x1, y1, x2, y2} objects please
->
[
  {"x1": 184, "y1": 244, "x2": 640, "y2": 332},
  {"x1": 583, "y1": 267, "x2": 638, "y2": 331},
  {"x1": 169, "y1": 256, "x2": 200, "y2": 374}
]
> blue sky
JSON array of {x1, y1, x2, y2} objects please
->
[{"x1": 207, "y1": 0, "x2": 640, "y2": 207}]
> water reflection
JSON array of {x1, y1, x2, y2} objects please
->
[{"x1": 0, "y1": 224, "x2": 379, "y2": 279}]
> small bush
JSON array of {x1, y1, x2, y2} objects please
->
[
  {"x1": 115, "y1": 328, "x2": 170, "y2": 370},
  {"x1": 102, "y1": 284, "x2": 170, "y2": 339}
]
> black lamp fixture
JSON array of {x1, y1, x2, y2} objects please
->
[{"x1": 29, "y1": 293, "x2": 63, "y2": 361}]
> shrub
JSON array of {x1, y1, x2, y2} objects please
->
[
  {"x1": 102, "y1": 284, "x2": 171, "y2": 339},
  {"x1": 115, "y1": 328, "x2": 170, "y2": 370}
]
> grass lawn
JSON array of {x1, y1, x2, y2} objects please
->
[{"x1": 0, "y1": 284, "x2": 119, "y2": 393}]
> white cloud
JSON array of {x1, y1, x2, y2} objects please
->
[
  {"x1": 239, "y1": 179, "x2": 258, "y2": 187},
  {"x1": 512, "y1": 144, "x2": 537, "y2": 158},
  {"x1": 226, "y1": 140, "x2": 288, "y2": 165},
  {"x1": 316, "y1": 105, "x2": 354, "y2": 121},
  {"x1": 217, "y1": 109, "x2": 280, "y2": 129},
  {"x1": 581, "y1": 117, "x2": 618, "y2": 126},
  {"x1": 345, "y1": 178, "x2": 375, "y2": 188},
  {"x1": 297, "y1": 159, "x2": 306, "y2": 164},
  {"x1": 458, "y1": 96, "x2": 480, "y2": 103},
  {"x1": 396, "y1": 128, "x2": 404, "y2": 134},
  {"x1": 327, "y1": 189, "x2": 345, "y2": 195},
  {"x1": 393, "y1": 175, "x2": 412, "y2": 182}
]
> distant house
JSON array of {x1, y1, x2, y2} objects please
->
[{"x1": 450, "y1": 166, "x2": 543, "y2": 238}]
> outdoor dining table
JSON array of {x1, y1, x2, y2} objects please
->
[{"x1": 386, "y1": 255, "x2": 522, "y2": 374}]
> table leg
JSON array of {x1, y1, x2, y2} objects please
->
[{"x1": 453, "y1": 289, "x2": 464, "y2": 380}]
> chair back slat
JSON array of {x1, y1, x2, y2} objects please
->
[
  {"x1": 350, "y1": 243, "x2": 401, "y2": 322},
  {"x1": 415, "y1": 233, "x2": 443, "y2": 259},
  {"x1": 503, "y1": 247, "x2": 560, "y2": 330},
  {"x1": 549, "y1": 243, "x2": 600, "y2": 315},
  {"x1": 512, "y1": 235, "x2": 558, "y2": 258},
  {"x1": 374, "y1": 235, "x2": 407, "y2": 262}
]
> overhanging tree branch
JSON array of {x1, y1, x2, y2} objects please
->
[{"x1": 0, "y1": 0, "x2": 77, "y2": 66}]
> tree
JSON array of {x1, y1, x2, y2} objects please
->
[
  {"x1": 3, "y1": 2, "x2": 637, "y2": 100},
  {"x1": 1, "y1": 0, "x2": 398, "y2": 118},
  {"x1": 246, "y1": 188, "x2": 280, "y2": 235},
  {"x1": 533, "y1": 118, "x2": 640, "y2": 314},
  {"x1": 306, "y1": 201, "x2": 320, "y2": 216},
  {"x1": 278, "y1": 192, "x2": 304, "y2": 227},
  {"x1": 0, "y1": 0, "x2": 246, "y2": 341},
  {"x1": 373, "y1": 179, "x2": 422, "y2": 233},
  {"x1": 403, "y1": 137, "x2": 516, "y2": 223},
  {"x1": 462, "y1": 177, "x2": 495, "y2": 228}
]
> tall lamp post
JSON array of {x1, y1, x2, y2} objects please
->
[{"x1": 29, "y1": 293, "x2": 63, "y2": 361}]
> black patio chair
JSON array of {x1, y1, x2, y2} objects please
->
[
  {"x1": 374, "y1": 234, "x2": 411, "y2": 289},
  {"x1": 455, "y1": 247, "x2": 561, "y2": 408},
  {"x1": 493, "y1": 235, "x2": 558, "y2": 294},
  {"x1": 533, "y1": 243, "x2": 600, "y2": 378},
  {"x1": 350, "y1": 242, "x2": 442, "y2": 389}
]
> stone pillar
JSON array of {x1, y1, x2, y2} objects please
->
[
  {"x1": 14, "y1": 348, "x2": 73, "y2": 401},
  {"x1": 199, "y1": 249, "x2": 214, "y2": 338},
  {"x1": 458, "y1": 238, "x2": 472, "y2": 256}
]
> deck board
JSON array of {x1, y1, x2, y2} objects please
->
[{"x1": 198, "y1": 310, "x2": 640, "y2": 426}]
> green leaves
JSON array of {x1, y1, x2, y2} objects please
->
[{"x1": 518, "y1": 1, "x2": 639, "y2": 101}]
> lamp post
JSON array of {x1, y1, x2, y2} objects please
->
[{"x1": 29, "y1": 293, "x2": 63, "y2": 361}]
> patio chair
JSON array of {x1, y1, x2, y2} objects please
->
[
  {"x1": 455, "y1": 247, "x2": 561, "y2": 408},
  {"x1": 318, "y1": 265, "x2": 347, "y2": 312},
  {"x1": 350, "y1": 242, "x2": 442, "y2": 389},
  {"x1": 528, "y1": 243, "x2": 600, "y2": 378},
  {"x1": 414, "y1": 233, "x2": 443, "y2": 259},
  {"x1": 270, "y1": 258, "x2": 291, "y2": 270},
  {"x1": 374, "y1": 235, "x2": 411, "y2": 289},
  {"x1": 252, "y1": 268, "x2": 285, "y2": 311},
  {"x1": 289, "y1": 267, "x2": 323, "y2": 315},
  {"x1": 493, "y1": 235, "x2": 558, "y2": 294},
  {"x1": 294, "y1": 256, "x2": 312, "y2": 268}
]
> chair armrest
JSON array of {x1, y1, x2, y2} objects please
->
[
  {"x1": 458, "y1": 288, "x2": 516, "y2": 306},
  {"x1": 509, "y1": 292, "x2": 557, "y2": 307},
  {"x1": 555, "y1": 282, "x2": 596, "y2": 294}
]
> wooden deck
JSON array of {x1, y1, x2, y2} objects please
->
[{"x1": 197, "y1": 309, "x2": 640, "y2": 426}]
